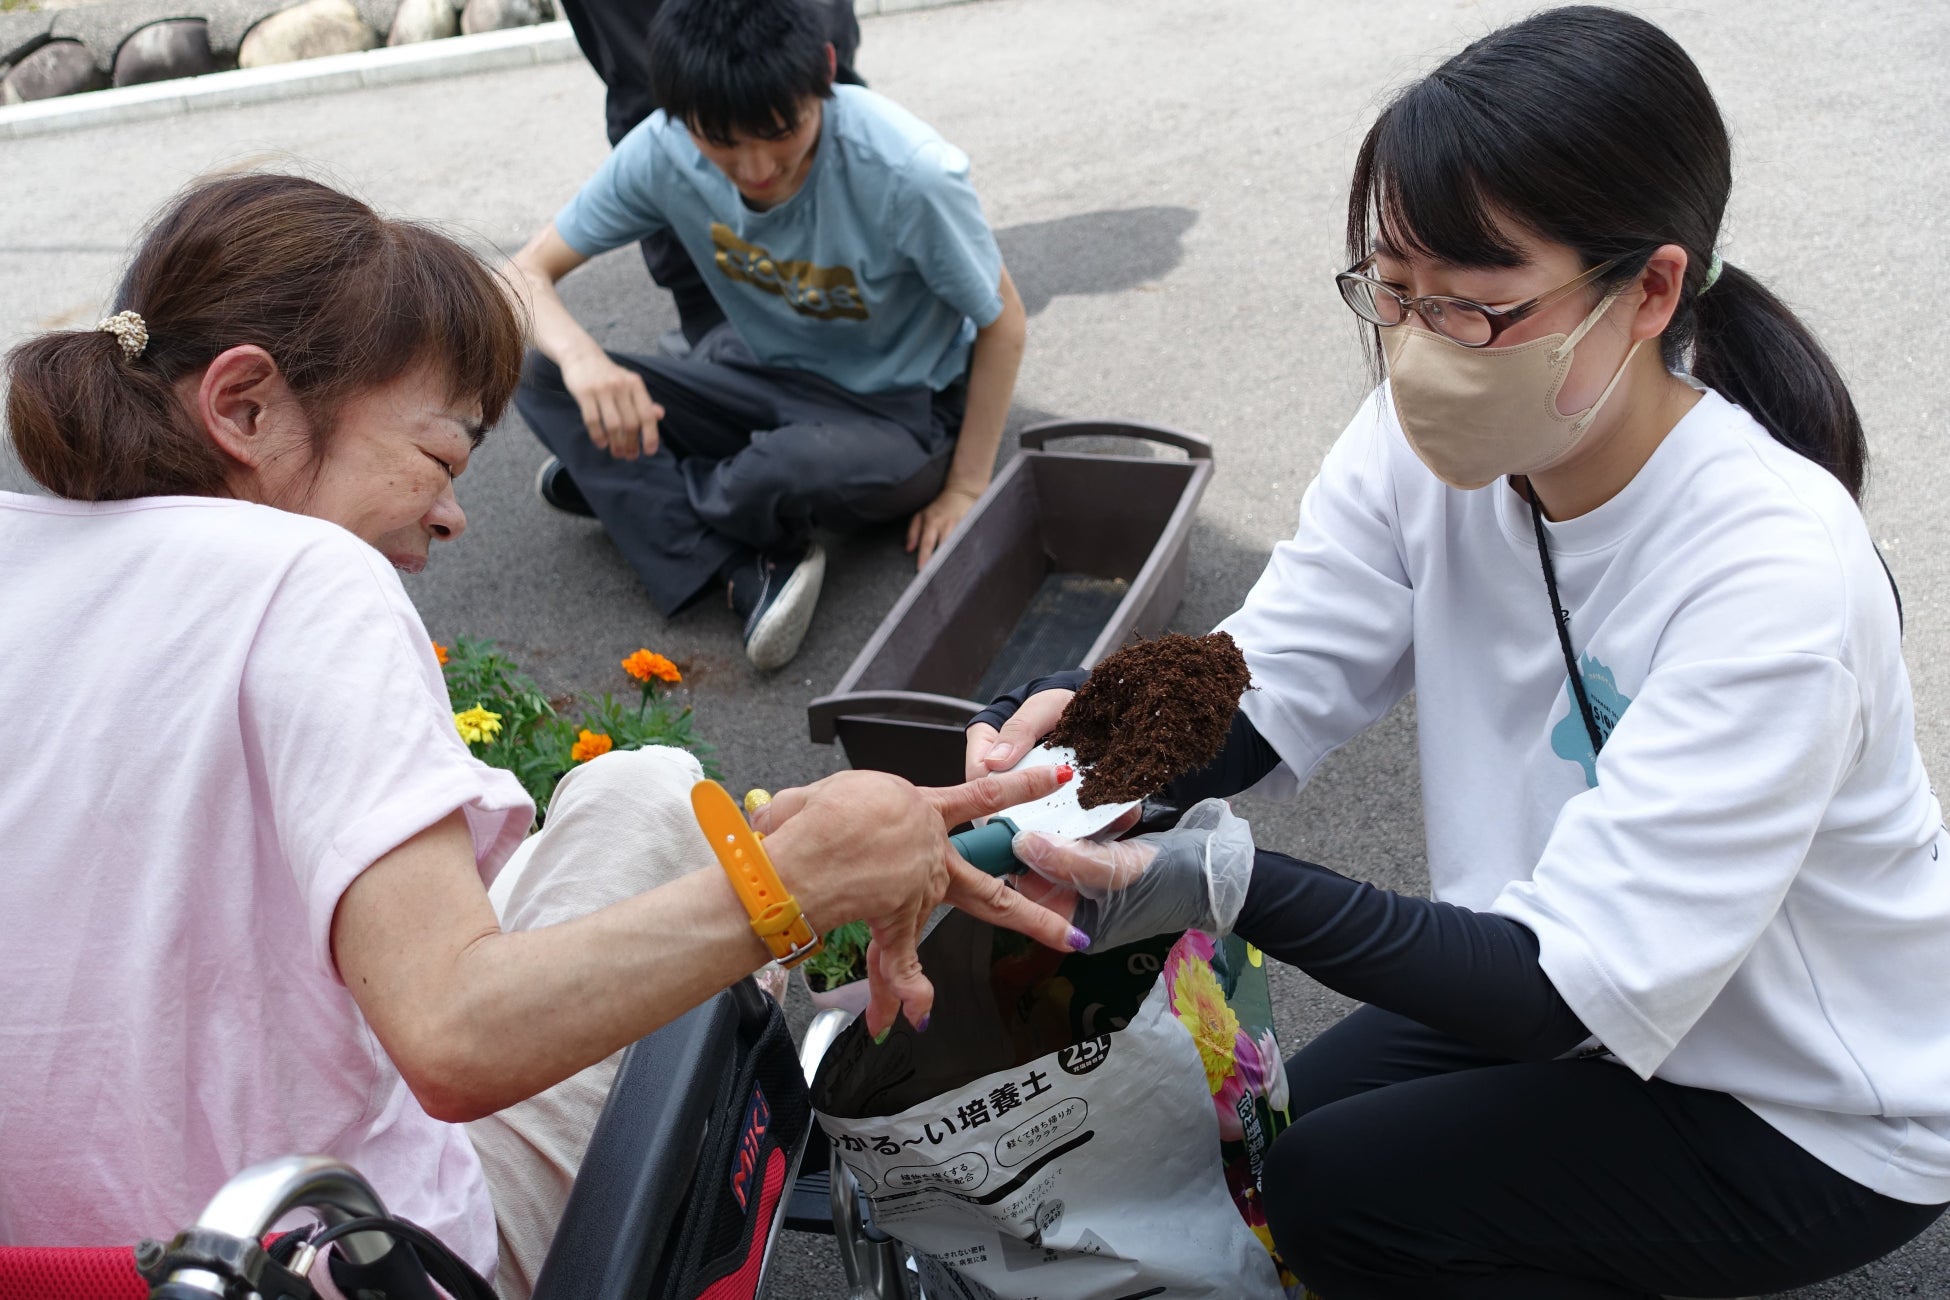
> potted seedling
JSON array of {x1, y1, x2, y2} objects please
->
[{"x1": 800, "y1": 920, "x2": 873, "y2": 1016}]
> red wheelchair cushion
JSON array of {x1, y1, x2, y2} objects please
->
[{"x1": 0, "y1": 1246, "x2": 146, "y2": 1300}]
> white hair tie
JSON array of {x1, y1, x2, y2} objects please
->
[{"x1": 96, "y1": 310, "x2": 149, "y2": 361}]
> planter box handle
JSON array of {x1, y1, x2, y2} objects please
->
[
  {"x1": 806, "y1": 689, "x2": 979, "y2": 744},
  {"x1": 1017, "y1": 418, "x2": 1213, "y2": 462}
]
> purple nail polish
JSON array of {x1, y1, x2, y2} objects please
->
[
  {"x1": 916, "y1": 1013, "x2": 932, "y2": 1033},
  {"x1": 1068, "y1": 926, "x2": 1092, "y2": 952}
]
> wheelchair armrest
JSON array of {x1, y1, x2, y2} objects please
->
[{"x1": 532, "y1": 981, "x2": 811, "y2": 1300}]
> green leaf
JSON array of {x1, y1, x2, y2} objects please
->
[{"x1": 801, "y1": 920, "x2": 872, "y2": 991}]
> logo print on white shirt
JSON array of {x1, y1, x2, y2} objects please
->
[{"x1": 1551, "y1": 653, "x2": 1631, "y2": 788}]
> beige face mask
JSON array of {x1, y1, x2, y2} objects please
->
[{"x1": 1383, "y1": 289, "x2": 1642, "y2": 490}]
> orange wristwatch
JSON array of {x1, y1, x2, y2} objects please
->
[{"x1": 690, "y1": 779, "x2": 824, "y2": 968}]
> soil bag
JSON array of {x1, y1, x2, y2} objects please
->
[{"x1": 811, "y1": 911, "x2": 1296, "y2": 1299}]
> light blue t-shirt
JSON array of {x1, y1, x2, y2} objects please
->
[{"x1": 555, "y1": 84, "x2": 1004, "y2": 396}]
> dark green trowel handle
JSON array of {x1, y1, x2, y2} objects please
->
[{"x1": 950, "y1": 817, "x2": 1026, "y2": 876}]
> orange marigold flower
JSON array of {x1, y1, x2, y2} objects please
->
[
  {"x1": 432, "y1": 641, "x2": 450, "y2": 666},
  {"x1": 571, "y1": 729, "x2": 614, "y2": 763},
  {"x1": 622, "y1": 649, "x2": 682, "y2": 685}
]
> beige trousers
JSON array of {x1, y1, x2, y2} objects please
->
[{"x1": 464, "y1": 744, "x2": 715, "y2": 1300}]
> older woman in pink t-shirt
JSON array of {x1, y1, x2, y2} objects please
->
[{"x1": 0, "y1": 173, "x2": 1080, "y2": 1297}]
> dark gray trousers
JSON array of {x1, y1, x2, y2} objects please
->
[
  {"x1": 1264, "y1": 1006, "x2": 1946, "y2": 1299},
  {"x1": 516, "y1": 327, "x2": 963, "y2": 615}
]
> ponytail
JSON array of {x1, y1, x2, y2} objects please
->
[
  {"x1": 4, "y1": 172, "x2": 523, "y2": 505},
  {"x1": 6, "y1": 328, "x2": 229, "y2": 502},
  {"x1": 1687, "y1": 261, "x2": 1866, "y2": 500}
]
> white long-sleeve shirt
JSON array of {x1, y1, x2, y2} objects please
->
[{"x1": 1220, "y1": 385, "x2": 1950, "y2": 1205}]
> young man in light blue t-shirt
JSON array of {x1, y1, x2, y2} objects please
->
[{"x1": 512, "y1": 0, "x2": 1025, "y2": 671}]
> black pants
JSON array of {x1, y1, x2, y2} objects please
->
[
  {"x1": 517, "y1": 327, "x2": 961, "y2": 614},
  {"x1": 556, "y1": 0, "x2": 864, "y2": 344},
  {"x1": 1264, "y1": 1006, "x2": 1945, "y2": 1299}
]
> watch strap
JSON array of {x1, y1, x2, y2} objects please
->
[{"x1": 690, "y1": 779, "x2": 824, "y2": 968}]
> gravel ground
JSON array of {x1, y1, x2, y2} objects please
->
[{"x1": 3, "y1": 0, "x2": 1946, "y2": 1294}]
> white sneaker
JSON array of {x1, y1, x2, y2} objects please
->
[{"x1": 730, "y1": 542, "x2": 826, "y2": 672}]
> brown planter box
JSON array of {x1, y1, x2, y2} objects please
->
[{"x1": 808, "y1": 418, "x2": 1214, "y2": 786}]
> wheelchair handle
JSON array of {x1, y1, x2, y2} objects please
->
[{"x1": 152, "y1": 1156, "x2": 394, "y2": 1297}]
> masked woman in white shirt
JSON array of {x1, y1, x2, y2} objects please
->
[{"x1": 967, "y1": 6, "x2": 1949, "y2": 1297}]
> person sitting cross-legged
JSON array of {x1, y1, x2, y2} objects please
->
[{"x1": 512, "y1": 0, "x2": 1025, "y2": 671}]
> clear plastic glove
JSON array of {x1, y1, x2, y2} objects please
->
[{"x1": 1009, "y1": 798, "x2": 1254, "y2": 950}]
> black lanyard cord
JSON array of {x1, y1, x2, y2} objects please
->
[{"x1": 1524, "y1": 478, "x2": 1607, "y2": 758}]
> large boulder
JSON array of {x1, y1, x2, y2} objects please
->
[
  {"x1": 387, "y1": 0, "x2": 456, "y2": 45},
  {"x1": 237, "y1": 0, "x2": 377, "y2": 67},
  {"x1": 1, "y1": 10, "x2": 57, "y2": 72},
  {"x1": 202, "y1": 0, "x2": 306, "y2": 58},
  {"x1": 352, "y1": 0, "x2": 401, "y2": 40},
  {"x1": 459, "y1": 0, "x2": 545, "y2": 36},
  {"x1": 114, "y1": 18, "x2": 216, "y2": 85},
  {"x1": 1, "y1": 39, "x2": 106, "y2": 103},
  {"x1": 50, "y1": 0, "x2": 231, "y2": 74}
]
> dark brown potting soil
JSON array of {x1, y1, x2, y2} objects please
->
[{"x1": 1048, "y1": 631, "x2": 1252, "y2": 808}]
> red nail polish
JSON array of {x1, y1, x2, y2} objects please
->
[{"x1": 1057, "y1": 763, "x2": 1075, "y2": 782}]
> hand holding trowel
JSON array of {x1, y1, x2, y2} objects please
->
[{"x1": 948, "y1": 743, "x2": 1142, "y2": 876}]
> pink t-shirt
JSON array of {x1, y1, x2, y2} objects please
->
[{"x1": 0, "y1": 493, "x2": 533, "y2": 1275}]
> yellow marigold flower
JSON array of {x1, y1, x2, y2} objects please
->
[
  {"x1": 571, "y1": 729, "x2": 614, "y2": 763},
  {"x1": 454, "y1": 704, "x2": 503, "y2": 746},
  {"x1": 1171, "y1": 954, "x2": 1242, "y2": 1095},
  {"x1": 622, "y1": 649, "x2": 682, "y2": 684},
  {"x1": 432, "y1": 641, "x2": 450, "y2": 666}
]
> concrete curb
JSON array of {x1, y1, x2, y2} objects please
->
[
  {"x1": 0, "y1": 0, "x2": 981, "y2": 140},
  {"x1": 0, "y1": 21, "x2": 578, "y2": 139}
]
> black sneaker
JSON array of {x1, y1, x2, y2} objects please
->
[
  {"x1": 534, "y1": 457, "x2": 596, "y2": 518},
  {"x1": 727, "y1": 542, "x2": 826, "y2": 671}
]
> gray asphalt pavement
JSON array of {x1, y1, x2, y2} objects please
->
[{"x1": 5, "y1": 0, "x2": 1948, "y2": 1295}]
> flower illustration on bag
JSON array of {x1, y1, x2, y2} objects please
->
[
  {"x1": 1165, "y1": 932, "x2": 1292, "y2": 1140},
  {"x1": 1165, "y1": 930, "x2": 1299, "y2": 1287},
  {"x1": 1257, "y1": 1029, "x2": 1290, "y2": 1114},
  {"x1": 1164, "y1": 932, "x2": 1242, "y2": 1096},
  {"x1": 454, "y1": 704, "x2": 503, "y2": 746},
  {"x1": 1213, "y1": 1028, "x2": 1263, "y2": 1141}
]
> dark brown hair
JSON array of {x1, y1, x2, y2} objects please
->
[{"x1": 6, "y1": 172, "x2": 526, "y2": 502}]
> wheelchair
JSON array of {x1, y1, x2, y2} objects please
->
[{"x1": 0, "y1": 981, "x2": 913, "y2": 1300}]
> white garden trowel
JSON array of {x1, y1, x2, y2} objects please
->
[{"x1": 948, "y1": 743, "x2": 1140, "y2": 877}]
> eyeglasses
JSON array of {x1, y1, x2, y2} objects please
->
[{"x1": 1335, "y1": 252, "x2": 1632, "y2": 348}]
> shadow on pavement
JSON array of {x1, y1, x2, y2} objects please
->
[{"x1": 996, "y1": 205, "x2": 1199, "y2": 318}]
